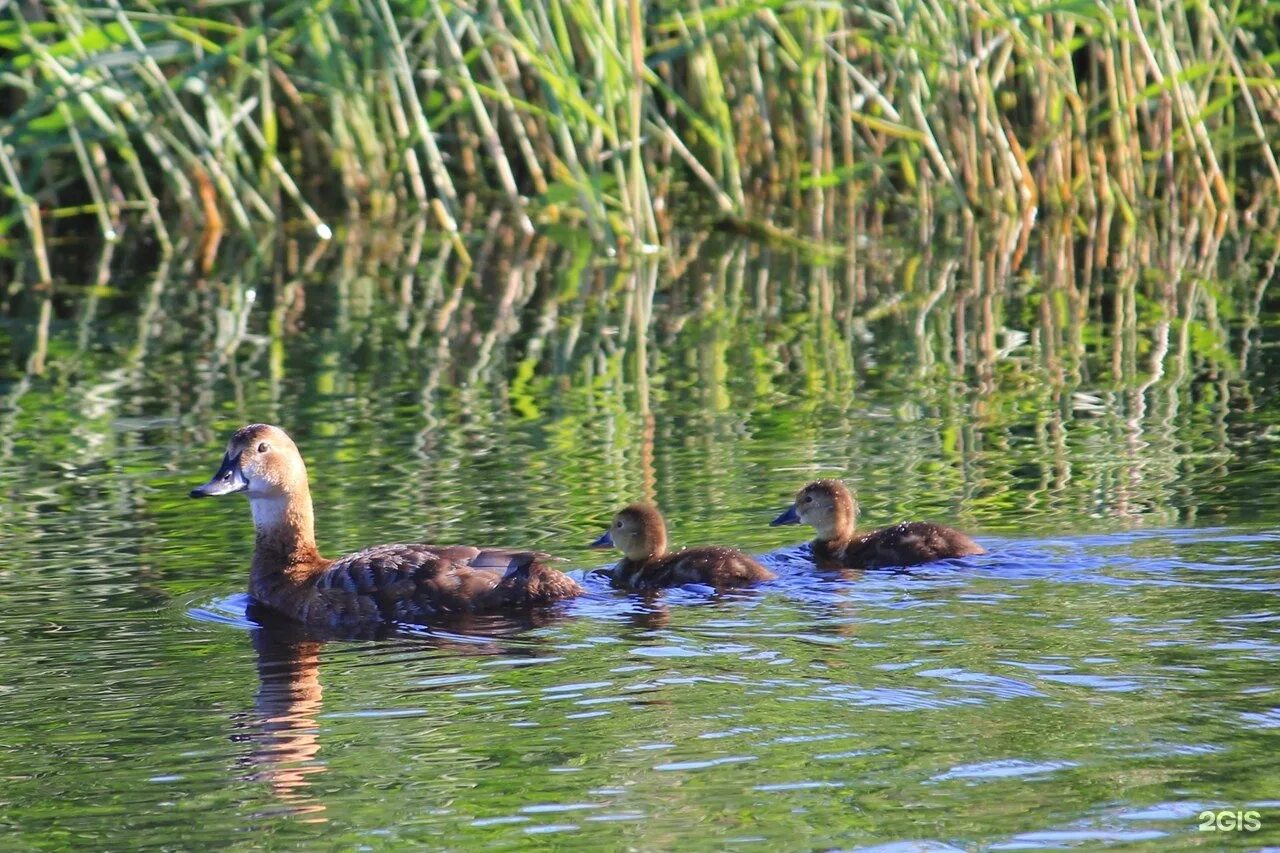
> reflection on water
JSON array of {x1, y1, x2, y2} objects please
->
[
  {"x1": 242, "y1": 630, "x2": 327, "y2": 821},
  {"x1": 0, "y1": 213, "x2": 1278, "y2": 848},
  {"x1": 230, "y1": 601, "x2": 598, "y2": 824},
  {"x1": 3, "y1": 212, "x2": 1278, "y2": 545}
]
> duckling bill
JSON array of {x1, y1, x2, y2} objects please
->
[
  {"x1": 592, "y1": 503, "x2": 775, "y2": 590},
  {"x1": 772, "y1": 479, "x2": 984, "y2": 569},
  {"x1": 191, "y1": 424, "x2": 583, "y2": 630}
]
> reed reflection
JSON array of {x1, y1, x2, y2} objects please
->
[{"x1": 0, "y1": 208, "x2": 1275, "y2": 542}]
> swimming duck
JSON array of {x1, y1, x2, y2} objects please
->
[
  {"x1": 591, "y1": 503, "x2": 775, "y2": 590},
  {"x1": 190, "y1": 424, "x2": 583, "y2": 629},
  {"x1": 771, "y1": 479, "x2": 984, "y2": 569}
]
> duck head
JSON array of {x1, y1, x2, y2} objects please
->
[
  {"x1": 591, "y1": 503, "x2": 668, "y2": 561},
  {"x1": 771, "y1": 479, "x2": 858, "y2": 541},
  {"x1": 192, "y1": 424, "x2": 309, "y2": 501},
  {"x1": 191, "y1": 425, "x2": 318, "y2": 570}
]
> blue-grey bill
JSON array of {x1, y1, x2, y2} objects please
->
[
  {"x1": 190, "y1": 453, "x2": 248, "y2": 498},
  {"x1": 771, "y1": 504, "x2": 801, "y2": 526}
]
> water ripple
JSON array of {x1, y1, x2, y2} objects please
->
[{"x1": 21, "y1": 524, "x2": 1280, "y2": 850}]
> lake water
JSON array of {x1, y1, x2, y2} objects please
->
[{"x1": 2, "y1": 217, "x2": 1279, "y2": 848}]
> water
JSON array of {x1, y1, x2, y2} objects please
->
[{"x1": 2, "y1": 219, "x2": 1279, "y2": 848}]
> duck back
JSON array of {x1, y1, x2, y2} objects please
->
[
  {"x1": 255, "y1": 545, "x2": 583, "y2": 629},
  {"x1": 613, "y1": 546, "x2": 775, "y2": 590},
  {"x1": 818, "y1": 522, "x2": 984, "y2": 570}
]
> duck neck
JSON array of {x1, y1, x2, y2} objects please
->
[
  {"x1": 616, "y1": 535, "x2": 666, "y2": 583},
  {"x1": 640, "y1": 527, "x2": 668, "y2": 563},
  {"x1": 817, "y1": 517, "x2": 857, "y2": 553},
  {"x1": 622, "y1": 545, "x2": 665, "y2": 569},
  {"x1": 249, "y1": 491, "x2": 325, "y2": 586},
  {"x1": 814, "y1": 535, "x2": 853, "y2": 561}
]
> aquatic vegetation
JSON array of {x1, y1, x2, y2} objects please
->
[{"x1": 3, "y1": 0, "x2": 1279, "y2": 267}]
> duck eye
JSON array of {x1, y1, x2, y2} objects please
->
[
  {"x1": 257, "y1": 442, "x2": 269, "y2": 453},
  {"x1": 803, "y1": 495, "x2": 813, "y2": 503},
  {"x1": 615, "y1": 520, "x2": 623, "y2": 528}
]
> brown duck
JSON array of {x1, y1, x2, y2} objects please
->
[
  {"x1": 592, "y1": 503, "x2": 775, "y2": 590},
  {"x1": 190, "y1": 424, "x2": 583, "y2": 629},
  {"x1": 772, "y1": 479, "x2": 984, "y2": 569}
]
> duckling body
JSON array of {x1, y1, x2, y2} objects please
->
[
  {"x1": 192, "y1": 424, "x2": 583, "y2": 630},
  {"x1": 773, "y1": 480, "x2": 983, "y2": 570},
  {"x1": 611, "y1": 547, "x2": 772, "y2": 590},
  {"x1": 811, "y1": 521, "x2": 983, "y2": 570},
  {"x1": 593, "y1": 504, "x2": 775, "y2": 590}
]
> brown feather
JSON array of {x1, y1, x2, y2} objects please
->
[{"x1": 254, "y1": 544, "x2": 585, "y2": 631}]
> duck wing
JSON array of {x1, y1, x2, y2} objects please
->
[
  {"x1": 422, "y1": 545, "x2": 558, "y2": 571},
  {"x1": 310, "y1": 544, "x2": 575, "y2": 626},
  {"x1": 851, "y1": 522, "x2": 984, "y2": 569},
  {"x1": 619, "y1": 548, "x2": 774, "y2": 590}
]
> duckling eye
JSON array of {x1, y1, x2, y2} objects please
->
[
  {"x1": 803, "y1": 495, "x2": 813, "y2": 504},
  {"x1": 257, "y1": 442, "x2": 269, "y2": 453}
]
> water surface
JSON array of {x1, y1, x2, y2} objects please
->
[{"x1": 1, "y1": 218, "x2": 1278, "y2": 848}]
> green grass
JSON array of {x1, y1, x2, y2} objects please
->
[{"x1": 2, "y1": 0, "x2": 1280, "y2": 270}]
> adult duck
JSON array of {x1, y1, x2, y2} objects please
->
[{"x1": 191, "y1": 424, "x2": 582, "y2": 629}]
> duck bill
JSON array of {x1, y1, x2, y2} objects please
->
[
  {"x1": 590, "y1": 530, "x2": 614, "y2": 549},
  {"x1": 190, "y1": 453, "x2": 248, "y2": 498},
  {"x1": 771, "y1": 504, "x2": 801, "y2": 526}
]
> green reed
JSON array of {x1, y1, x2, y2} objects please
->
[{"x1": 2, "y1": 0, "x2": 1280, "y2": 272}]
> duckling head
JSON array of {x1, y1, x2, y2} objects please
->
[
  {"x1": 191, "y1": 424, "x2": 310, "y2": 503},
  {"x1": 771, "y1": 479, "x2": 858, "y2": 541},
  {"x1": 591, "y1": 503, "x2": 668, "y2": 561}
]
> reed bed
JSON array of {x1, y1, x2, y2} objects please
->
[{"x1": 2, "y1": 0, "x2": 1280, "y2": 269}]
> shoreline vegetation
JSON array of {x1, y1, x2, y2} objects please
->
[{"x1": 3, "y1": 0, "x2": 1280, "y2": 274}]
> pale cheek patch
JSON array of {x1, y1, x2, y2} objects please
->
[
  {"x1": 808, "y1": 507, "x2": 837, "y2": 537},
  {"x1": 244, "y1": 458, "x2": 289, "y2": 497},
  {"x1": 619, "y1": 529, "x2": 645, "y2": 558}
]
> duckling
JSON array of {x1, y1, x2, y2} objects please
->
[
  {"x1": 771, "y1": 479, "x2": 984, "y2": 569},
  {"x1": 591, "y1": 503, "x2": 775, "y2": 590},
  {"x1": 190, "y1": 424, "x2": 583, "y2": 630}
]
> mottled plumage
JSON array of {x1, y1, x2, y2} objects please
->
[
  {"x1": 593, "y1": 503, "x2": 775, "y2": 590},
  {"x1": 191, "y1": 424, "x2": 583, "y2": 630},
  {"x1": 772, "y1": 479, "x2": 984, "y2": 570}
]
